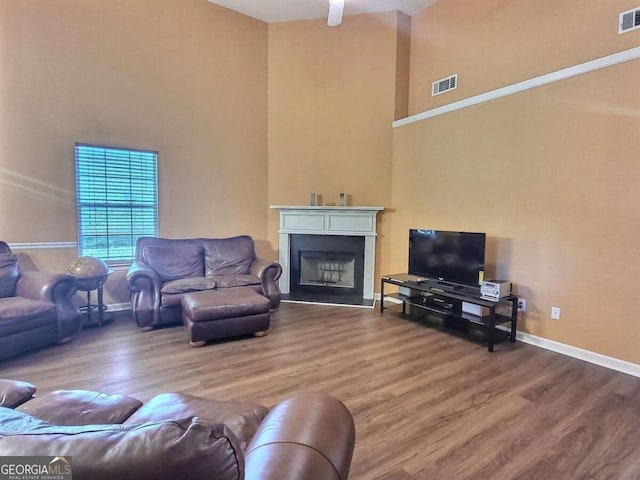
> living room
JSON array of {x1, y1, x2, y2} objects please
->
[{"x1": 2, "y1": 0, "x2": 640, "y2": 478}]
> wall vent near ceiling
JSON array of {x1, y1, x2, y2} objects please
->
[
  {"x1": 432, "y1": 74, "x2": 457, "y2": 96},
  {"x1": 619, "y1": 7, "x2": 640, "y2": 33}
]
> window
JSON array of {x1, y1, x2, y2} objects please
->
[{"x1": 75, "y1": 143, "x2": 158, "y2": 265}]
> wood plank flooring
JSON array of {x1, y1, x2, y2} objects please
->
[{"x1": 1, "y1": 302, "x2": 640, "y2": 479}]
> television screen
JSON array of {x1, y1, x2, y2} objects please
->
[{"x1": 408, "y1": 229, "x2": 486, "y2": 287}]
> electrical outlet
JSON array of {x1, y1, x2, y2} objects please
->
[
  {"x1": 517, "y1": 298, "x2": 527, "y2": 313},
  {"x1": 551, "y1": 306, "x2": 561, "y2": 320}
]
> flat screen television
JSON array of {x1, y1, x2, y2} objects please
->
[{"x1": 408, "y1": 229, "x2": 486, "y2": 287}]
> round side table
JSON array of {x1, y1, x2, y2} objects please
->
[{"x1": 74, "y1": 270, "x2": 113, "y2": 327}]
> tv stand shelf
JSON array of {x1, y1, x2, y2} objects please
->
[{"x1": 380, "y1": 273, "x2": 518, "y2": 352}]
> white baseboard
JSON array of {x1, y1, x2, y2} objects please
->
[
  {"x1": 106, "y1": 302, "x2": 131, "y2": 312},
  {"x1": 282, "y1": 299, "x2": 374, "y2": 309},
  {"x1": 375, "y1": 292, "x2": 402, "y2": 305},
  {"x1": 515, "y1": 330, "x2": 640, "y2": 379},
  {"x1": 377, "y1": 293, "x2": 640, "y2": 378}
]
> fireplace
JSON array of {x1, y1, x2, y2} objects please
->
[
  {"x1": 290, "y1": 234, "x2": 365, "y2": 299},
  {"x1": 271, "y1": 205, "x2": 383, "y2": 307}
]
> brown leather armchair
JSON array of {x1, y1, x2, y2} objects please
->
[{"x1": 0, "y1": 242, "x2": 81, "y2": 361}]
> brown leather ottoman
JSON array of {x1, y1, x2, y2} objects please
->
[{"x1": 182, "y1": 288, "x2": 271, "y2": 347}]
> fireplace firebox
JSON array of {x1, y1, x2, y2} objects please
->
[
  {"x1": 290, "y1": 234, "x2": 364, "y2": 300},
  {"x1": 300, "y1": 253, "x2": 355, "y2": 289}
]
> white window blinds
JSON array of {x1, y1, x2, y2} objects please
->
[{"x1": 75, "y1": 143, "x2": 158, "y2": 264}]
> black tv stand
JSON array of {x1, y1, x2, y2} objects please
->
[{"x1": 380, "y1": 273, "x2": 518, "y2": 352}]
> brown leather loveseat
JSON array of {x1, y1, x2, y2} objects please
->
[
  {"x1": 0, "y1": 379, "x2": 355, "y2": 480},
  {"x1": 126, "y1": 236, "x2": 282, "y2": 330},
  {"x1": 0, "y1": 242, "x2": 81, "y2": 361}
]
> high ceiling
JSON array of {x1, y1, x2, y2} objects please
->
[{"x1": 206, "y1": 0, "x2": 438, "y2": 23}]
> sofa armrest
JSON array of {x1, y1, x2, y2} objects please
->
[
  {"x1": 126, "y1": 262, "x2": 162, "y2": 329},
  {"x1": 15, "y1": 272, "x2": 81, "y2": 341},
  {"x1": 245, "y1": 392, "x2": 355, "y2": 480},
  {"x1": 249, "y1": 258, "x2": 282, "y2": 309},
  {"x1": 126, "y1": 262, "x2": 161, "y2": 288},
  {"x1": 15, "y1": 271, "x2": 76, "y2": 303}
]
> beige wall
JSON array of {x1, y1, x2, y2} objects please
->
[
  {"x1": 267, "y1": 12, "x2": 410, "y2": 280},
  {"x1": 392, "y1": 0, "x2": 640, "y2": 363},
  {"x1": 0, "y1": 0, "x2": 269, "y2": 303}
]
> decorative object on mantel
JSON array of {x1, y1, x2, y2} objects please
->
[
  {"x1": 310, "y1": 193, "x2": 316, "y2": 206},
  {"x1": 339, "y1": 193, "x2": 345, "y2": 206}
]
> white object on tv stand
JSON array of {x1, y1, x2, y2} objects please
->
[{"x1": 270, "y1": 205, "x2": 384, "y2": 301}]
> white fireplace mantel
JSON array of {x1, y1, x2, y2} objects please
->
[{"x1": 270, "y1": 205, "x2": 384, "y2": 302}]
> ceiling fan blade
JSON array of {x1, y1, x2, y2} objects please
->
[{"x1": 328, "y1": 0, "x2": 345, "y2": 26}]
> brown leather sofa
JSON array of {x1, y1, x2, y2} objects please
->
[
  {"x1": 0, "y1": 379, "x2": 355, "y2": 480},
  {"x1": 0, "y1": 242, "x2": 81, "y2": 361},
  {"x1": 126, "y1": 236, "x2": 282, "y2": 330}
]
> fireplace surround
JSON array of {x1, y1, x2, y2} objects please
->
[{"x1": 271, "y1": 205, "x2": 383, "y2": 306}]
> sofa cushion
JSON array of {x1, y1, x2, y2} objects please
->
[
  {"x1": 161, "y1": 292, "x2": 190, "y2": 307},
  {"x1": 17, "y1": 389, "x2": 142, "y2": 425},
  {"x1": 142, "y1": 244, "x2": 203, "y2": 282},
  {"x1": 0, "y1": 380, "x2": 36, "y2": 408},
  {"x1": 0, "y1": 254, "x2": 19, "y2": 298},
  {"x1": 126, "y1": 392, "x2": 269, "y2": 452},
  {"x1": 0, "y1": 298, "x2": 57, "y2": 336},
  {"x1": 161, "y1": 277, "x2": 217, "y2": 295},
  {"x1": 0, "y1": 408, "x2": 244, "y2": 480},
  {"x1": 210, "y1": 274, "x2": 261, "y2": 289},
  {"x1": 204, "y1": 236, "x2": 255, "y2": 276}
]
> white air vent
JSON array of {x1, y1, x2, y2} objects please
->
[
  {"x1": 432, "y1": 74, "x2": 458, "y2": 96},
  {"x1": 619, "y1": 7, "x2": 640, "y2": 33}
]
